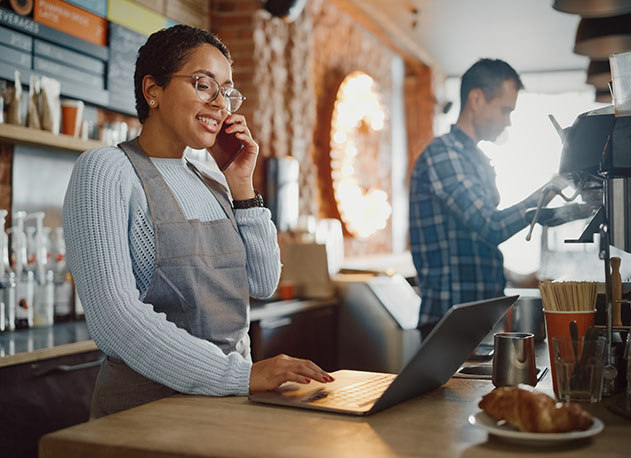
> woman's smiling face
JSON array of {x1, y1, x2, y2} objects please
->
[{"x1": 152, "y1": 43, "x2": 233, "y2": 150}]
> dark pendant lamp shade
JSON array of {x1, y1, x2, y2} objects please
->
[
  {"x1": 586, "y1": 59, "x2": 611, "y2": 91},
  {"x1": 553, "y1": 0, "x2": 631, "y2": 18},
  {"x1": 574, "y1": 14, "x2": 631, "y2": 59},
  {"x1": 595, "y1": 89, "x2": 613, "y2": 103},
  {"x1": 262, "y1": 0, "x2": 308, "y2": 23}
]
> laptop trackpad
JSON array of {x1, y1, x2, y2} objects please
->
[{"x1": 249, "y1": 370, "x2": 395, "y2": 414}]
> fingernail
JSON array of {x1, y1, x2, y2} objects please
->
[{"x1": 305, "y1": 378, "x2": 311, "y2": 383}]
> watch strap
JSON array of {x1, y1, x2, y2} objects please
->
[{"x1": 232, "y1": 191, "x2": 265, "y2": 209}]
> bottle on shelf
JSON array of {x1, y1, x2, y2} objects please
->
[
  {"x1": 0, "y1": 209, "x2": 16, "y2": 332},
  {"x1": 25, "y1": 212, "x2": 54, "y2": 327},
  {"x1": 51, "y1": 227, "x2": 74, "y2": 322},
  {"x1": 73, "y1": 275, "x2": 84, "y2": 320},
  {"x1": 33, "y1": 270, "x2": 54, "y2": 327},
  {"x1": 25, "y1": 226, "x2": 36, "y2": 272},
  {"x1": 3, "y1": 273, "x2": 16, "y2": 332},
  {"x1": 10, "y1": 211, "x2": 34, "y2": 329},
  {"x1": 43, "y1": 226, "x2": 52, "y2": 265}
]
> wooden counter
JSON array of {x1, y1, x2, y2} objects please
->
[{"x1": 39, "y1": 374, "x2": 629, "y2": 458}]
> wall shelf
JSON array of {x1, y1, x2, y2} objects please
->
[{"x1": 0, "y1": 123, "x2": 104, "y2": 153}]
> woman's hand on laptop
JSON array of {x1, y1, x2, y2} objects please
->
[{"x1": 250, "y1": 354, "x2": 335, "y2": 393}]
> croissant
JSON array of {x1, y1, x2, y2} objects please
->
[{"x1": 479, "y1": 385, "x2": 593, "y2": 433}]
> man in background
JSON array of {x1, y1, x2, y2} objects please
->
[{"x1": 409, "y1": 58, "x2": 563, "y2": 337}]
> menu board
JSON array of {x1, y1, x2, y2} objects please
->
[
  {"x1": 0, "y1": 4, "x2": 166, "y2": 116},
  {"x1": 0, "y1": 24, "x2": 32, "y2": 53},
  {"x1": 0, "y1": 6, "x2": 108, "y2": 106},
  {"x1": 33, "y1": 39, "x2": 105, "y2": 75},
  {"x1": 107, "y1": 23, "x2": 146, "y2": 115}
]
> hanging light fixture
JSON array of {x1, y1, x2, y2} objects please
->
[
  {"x1": 553, "y1": 0, "x2": 631, "y2": 18},
  {"x1": 261, "y1": 0, "x2": 307, "y2": 23},
  {"x1": 586, "y1": 59, "x2": 611, "y2": 91},
  {"x1": 574, "y1": 14, "x2": 631, "y2": 59},
  {"x1": 595, "y1": 90, "x2": 613, "y2": 103}
]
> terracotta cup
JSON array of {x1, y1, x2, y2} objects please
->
[
  {"x1": 279, "y1": 281, "x2": 295, "y2": 301},
  {"x1": 544, "y1": 310, "x2": 596, "y2": 397},
  {"x1": 61, "y1": 99, "x2": 84, "y2": 137}
]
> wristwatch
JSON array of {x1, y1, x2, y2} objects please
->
[{"x1": 232, "y1": 191, "x2": 265, "y2": 209}]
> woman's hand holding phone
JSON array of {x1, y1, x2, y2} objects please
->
[{"x1": 210, "y1": 114, "x2": 259, "y2": 200}]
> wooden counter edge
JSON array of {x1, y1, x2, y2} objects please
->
[
  {"x1": 39, "y1": 436, "x2": 122, "y2": 458},
  {"x1": 0, "y1": 340, "x2": 99, "y2": 368}
]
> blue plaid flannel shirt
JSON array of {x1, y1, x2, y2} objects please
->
[{"x1": 409, "y1": 125, "x2": 539, "y2": 326}]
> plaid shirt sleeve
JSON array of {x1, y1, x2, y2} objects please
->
[{"x1": 425, "y1": 145, "x2": 540, "y2": 246}]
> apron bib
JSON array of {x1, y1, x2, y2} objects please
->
[{"x1": 91, "y1": 139, "x2": 249, "y2": 418}]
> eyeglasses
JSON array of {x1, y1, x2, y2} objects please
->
[{"x1": 171, "y1": 74, "x2": 246, "y2": 113}]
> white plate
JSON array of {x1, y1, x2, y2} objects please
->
[{"x1": 468, "y1": 411, "x2": 604, "y2": 446}]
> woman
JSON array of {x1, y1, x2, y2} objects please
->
[{"x1": 64, "y1": 25, "x2": 333, "y2": 418}]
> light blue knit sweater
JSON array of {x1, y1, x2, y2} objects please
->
[{"x1": 63, "y1": 146, "x2": 281, "y2": 396}]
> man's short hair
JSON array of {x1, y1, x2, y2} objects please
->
[{"x1": 459, "y1": 58, "x2": 523, "y2": 111}]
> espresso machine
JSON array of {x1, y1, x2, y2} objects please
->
[{"x1": 541, "y1": 105, "x2": 631, "y2": 396}]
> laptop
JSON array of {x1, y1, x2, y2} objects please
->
[{"x1": 248, "y1": 295, "x2": 517, "y2": 416}]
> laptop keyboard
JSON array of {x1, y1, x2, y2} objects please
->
[{"x1": 307, "y1": 373, "x2": 396, "y2": 407}]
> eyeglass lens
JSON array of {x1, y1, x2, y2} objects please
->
[{"x1": 195, "y1": 76, "x2": 244, "y2": 112}]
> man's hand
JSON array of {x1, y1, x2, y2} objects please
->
[
  {"x1": 533, "y1": 203, "x2": 598, "y2": 227},
  {"x1": 249, "y1": 354, "x2": 334, "y2": 393},
  {"x1": 528, "y1": 175, "x2": 570, "y2": 207}
]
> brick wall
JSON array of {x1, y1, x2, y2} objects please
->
[
  {"x1": 209, "y1": 0, "x2": 435, "y2": 255},
  {"x1": 209, "y1": 1, "x2": 263, "y2": 189}
]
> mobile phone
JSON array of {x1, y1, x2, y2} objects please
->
[{"x1": 210, "y1": 122, "x2": 245, "y2": 171}]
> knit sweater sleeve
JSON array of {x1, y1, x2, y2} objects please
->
[
  {"x1": 63, "y1": 148, "x2": 252, "y2": 396},
  {"x1": 234, "y1": 207, "x2": 281, "y2": 298}
]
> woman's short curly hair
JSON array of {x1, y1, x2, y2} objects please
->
[{"x1": 134, "y1": 24, "x2": 231, "y2": 123}]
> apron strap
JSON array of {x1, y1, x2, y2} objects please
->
[
  {"x1": 119, "y1": 139, "x2": 186, "y2": 223},
  {"x1": 185, "y1": 159, "x2": 239, "y2": 233}
]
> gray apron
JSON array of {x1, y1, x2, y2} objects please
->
[{"x1": 90, "y1": 138, "x2": 250, "y2": 418}]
